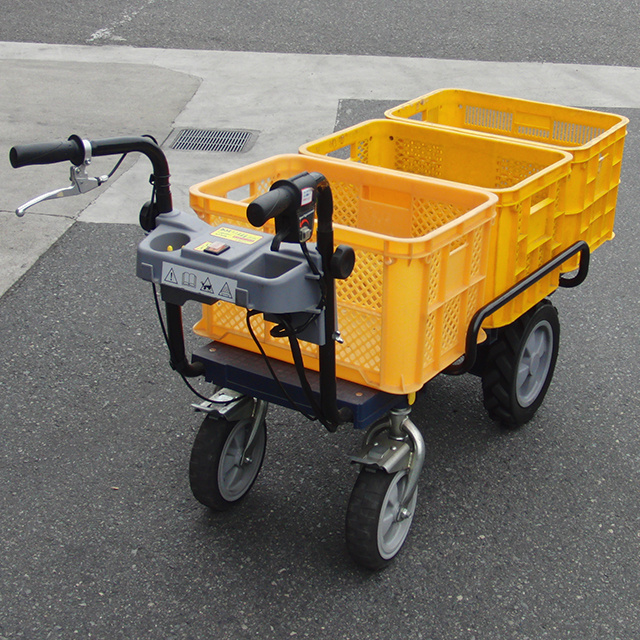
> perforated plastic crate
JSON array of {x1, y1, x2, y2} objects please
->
[
  {"x1": 300, "y1": 119, "x2": 573, "y2": 327},
  {"x1": 189, "y1": 154, "x2": 497, "y2": 394},
  {"x1": 386, "y1": 89, "x2": 628, "y2": 258}
]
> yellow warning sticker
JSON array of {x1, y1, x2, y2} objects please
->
[
  {"x1": 194, "y1": 241, "x2": 212, "y2": 252},
  {"x1": 211, "y1": 227, "x2": 262, "y2": 245}
]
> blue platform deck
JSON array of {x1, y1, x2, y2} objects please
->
[{"x1": 192, "y1": 342, "x2": 404, "y2": 430}]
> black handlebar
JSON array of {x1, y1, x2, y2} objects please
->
[
  {"x1": 246, "y1": 184, "x2": 295, "y2": 227},
  {"x1": 246, "y1": 172, "x2": 326, "y2": 230},
  {"x1": 10, "y1": 134, "x2": 173, "y2": 218},
  {"x1": 10, "y1": 137, "x2": 86, "y2": 168}
]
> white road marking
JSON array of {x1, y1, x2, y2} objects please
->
[{"x1": 87, "y1": 1, "x2": 157, "y2": 43}]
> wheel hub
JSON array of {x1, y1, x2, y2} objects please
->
[
  {"x1": 516, "y1": 320, "x2": 553, "y2": 407},
  {"x1": 218, "y1": 419, "x2": 266, "y2": 502},
  {"x1": 377, "y1": 472, "x2": 418, "y2": 560},
  {"x1": 529, "y1": 351, "x2": 542, "y2": 377}
]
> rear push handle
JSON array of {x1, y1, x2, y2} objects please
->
[
  {"x1": 10, "y1": 134, "x2": 173, "y2": 224},
  {"x1": 445, "y1": 240, "x2": 590, "y2": 376}
]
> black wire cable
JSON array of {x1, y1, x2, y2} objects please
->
[
  {"x1": 246, "y1": 310, "x2": 319, "y2": 422},
  {"x1": 244, "y1": 242, "x2": 331, "y2": 425},
  {"x1": 269, "y1": 243, "x2": 326, "y2": 339},
  {"x1": 301, "y1": 242, "x2": 327, "y2": 305},
  {"x1": 103, "y1": 153, "x2": 128, "y2": 182},
  {"x1": 150, "y1": 283, "x2": 219, "y2": 404},
  {"x1": 149, "y1": 235, "x2": 329, "y2": 416},
  {"x1": 279, "y1": 315, "x2": 327, "y2": 424}
]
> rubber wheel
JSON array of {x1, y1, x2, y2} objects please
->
[
  {"x1": 345, "y1": 468, "x2": 418, "y2": 570},
  {"x1": 482, "y1": 300, "x2": 560, "y2": 428},
  {"x1": 189, "y1": 415, "x2": 266, "y2": 511}
]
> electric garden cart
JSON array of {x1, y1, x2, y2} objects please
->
[{"x1": 10, "y1": 90, "x2": 627, "y2": 570}]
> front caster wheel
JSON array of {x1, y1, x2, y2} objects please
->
[
  {"x1": 189, "y1": 414, "x2": 267, "y2": 511},
  {"x1": 345, "y1": 469, "x2": 418, "y2": 570},
  {"x1": 482, "y1": 299, "x2": 560, "y2": 428}
]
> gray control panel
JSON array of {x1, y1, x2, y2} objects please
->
[{"x1": 137, "y1": 210, "x2": 325, "y2": 338}]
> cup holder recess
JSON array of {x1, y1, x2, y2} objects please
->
[
  {"x1": 242, "y1": 253, "x2": 298, "y2": 279},
  {"x1": 150, "y1": 232, "x2": 191, "y2": 252}
]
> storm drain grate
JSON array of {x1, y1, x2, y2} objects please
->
[{"x1": 169, "y1": 128, "x2": 258, "y2": 153}]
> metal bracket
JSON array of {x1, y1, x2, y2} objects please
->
[
  {"x1": 192, "y1": 387, "x2": 255, "y2": 421},
  {"x1": 193, "y1": 390, "x2": 268, "y2": 465},
  {"x1": 15, "y1": 139, "x2": 110, "y2": 216},
  {"x1": 350, "y1": 406, "x2": 425, "y2": 517},
  {"x1": 351, "y1": 431, "x2": 413, "y2": 474}
]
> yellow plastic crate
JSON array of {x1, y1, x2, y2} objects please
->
[
  {"x1": 190, "y1": 154, "x2": 497, "y2": 394},
  {"x1": 300, "y1": 119, "x2": 573, "y2": 327},
  {"x1": 386, "y1": 89, "x2": 628, "y2": 258}
]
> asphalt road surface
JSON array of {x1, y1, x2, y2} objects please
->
[{"x1": 0, "y1": 0, "x2": 639, "y2": 66}]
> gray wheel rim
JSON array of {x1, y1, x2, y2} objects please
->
[
  {"x1": 516, "y1": 319, "x2": 554, "y2": 408},
  {"x1": 377, "y1": 472, "x2": 417, "y2": 560},
  {"x1": 218, "y1": 420, "x2": 265, "y2": 502}
]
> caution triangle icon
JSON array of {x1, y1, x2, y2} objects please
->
[
  {"x1": 218, "y1": 282, "x2": 233, "y2": 299},
  {"x1": 164, "y1": 268, "x2": 178, "y2": 285}
]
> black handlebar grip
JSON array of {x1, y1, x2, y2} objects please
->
[
  {"x1": 9, "y1": 138, "x2": 85, "y2": 168},
  {"x1": 246, "y1": 186, "x2": 295, "y2": 227}
]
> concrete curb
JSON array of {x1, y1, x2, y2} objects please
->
[{"x1": 2, "y1": 41, "x2": 639, "y2": 297}]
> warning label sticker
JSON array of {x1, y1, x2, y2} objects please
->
[
  {"x1": 161, "y1": 263, "x2": 236, "y2": 301},
  {"x1": 210, "y1": 227, "x2": 262, "y2": 245},
  {"x1": 301, "y1": 187, "x2": 314, "y2": 206}
]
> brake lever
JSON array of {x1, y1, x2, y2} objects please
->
[{"x1": 15, "y1": 160, "x2": 109, "y2": 217}]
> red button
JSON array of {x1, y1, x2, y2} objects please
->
[{"x1": 205, "y1": 242, "x2": 230, "y2": 255}]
